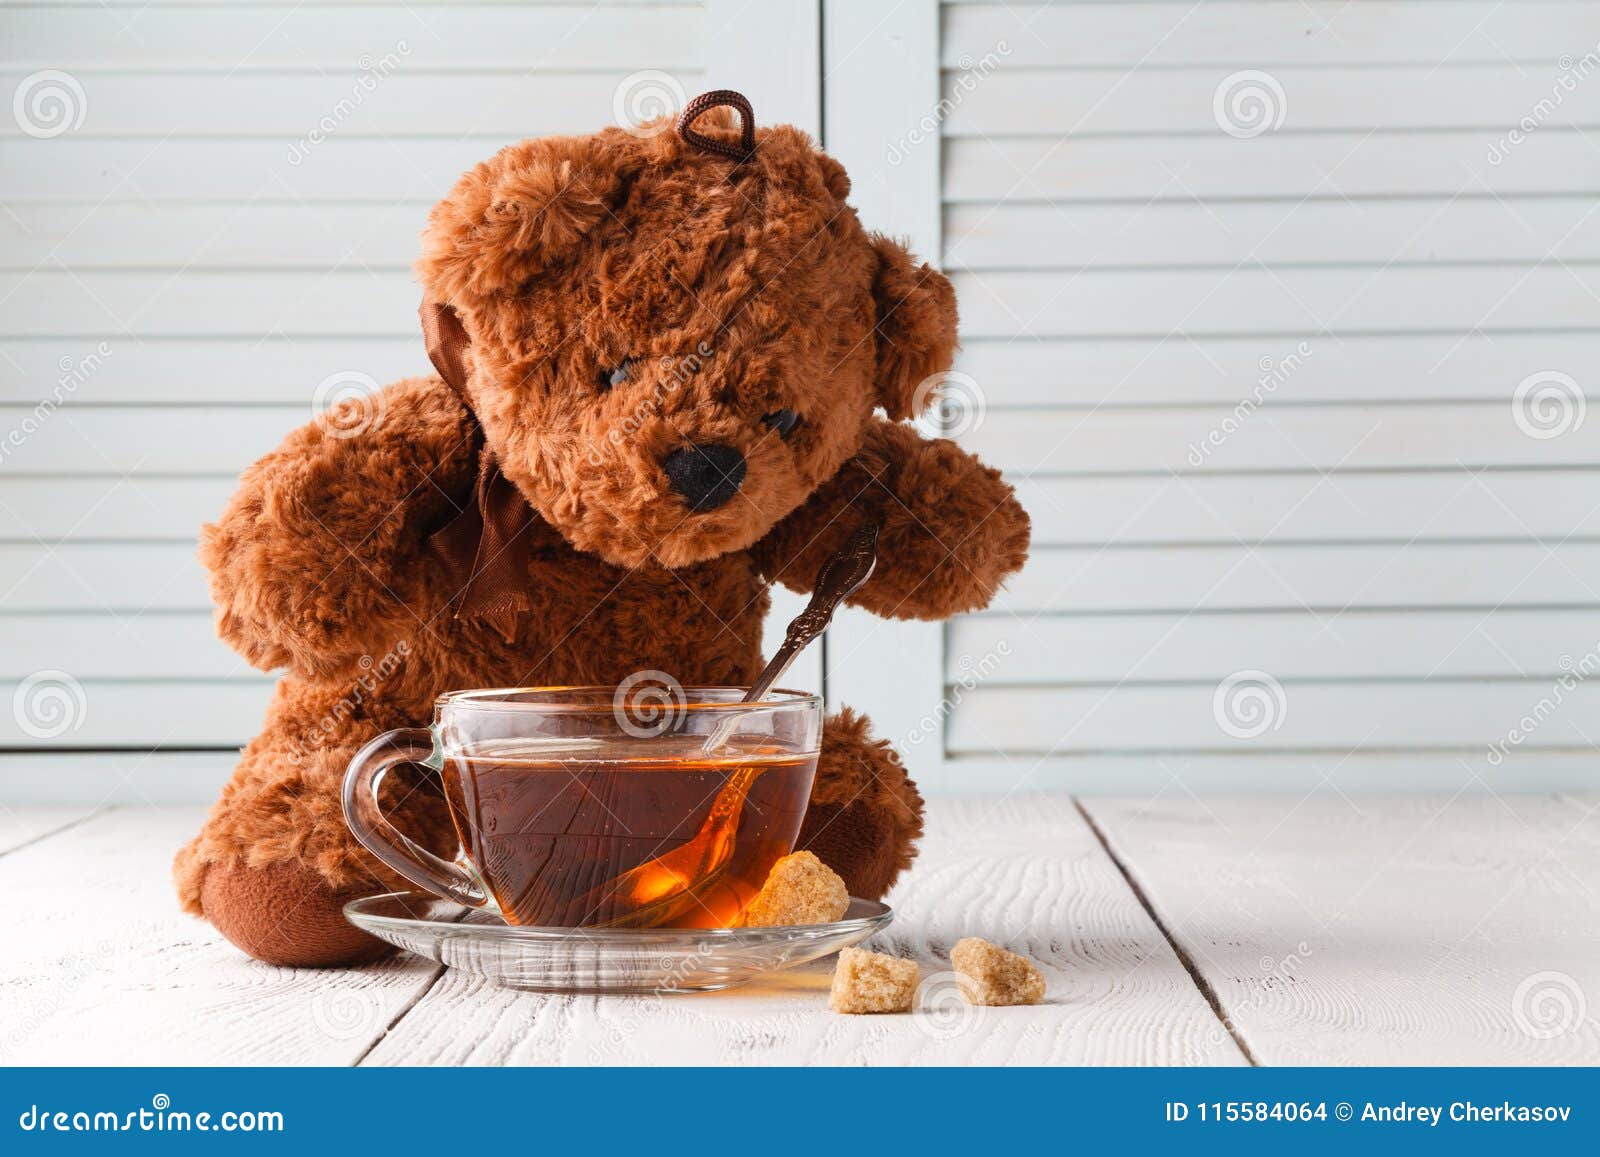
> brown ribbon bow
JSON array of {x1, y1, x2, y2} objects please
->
[{"x1": 420, "y1": 300, "x2": 536, "y2": 643}]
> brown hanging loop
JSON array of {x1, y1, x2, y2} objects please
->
[{"x1": 676, "y1": 90, "x2": 756, "y2": 162}]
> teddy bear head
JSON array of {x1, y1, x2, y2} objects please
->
[{"x1": 415, "y1": 93, "x2": 956, "y2": 570}]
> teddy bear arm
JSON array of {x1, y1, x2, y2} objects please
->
[
  {"x1": 202, "y1": 377, "x2": 476, "y2": 675},
  {"x1": 760, "y1": 420, "x2": 1030, "y2": 621}
]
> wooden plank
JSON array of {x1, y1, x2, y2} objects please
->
[
  {"x1": 954, "y1": 333, "x2": 1600, "y2": 406},
  {"x1": 0, "y1": 271, "x2": 418, "y2": 338},
  {"x1": 0, "y1": 477, "x2": 234, "y2": 540},
  {"x1": 0, "y1": 752, "x2": 237, "y2": 806},
  {"x1": 949, "y1": 683, "x2": 1600, "y2": 754},
  {"x1": 0, "y1": 138, "x2": 491, "y2": 201},
  {"x1": 0, "y1": 543, "x2": 211, "y2": 610},
  {"x1": 951, "y1": 609, "x2": 1600, "y2": 684},
  {"x1": 0, "y1": 339, "x2": 428, "y2": 404},
  {"x1": 0, "y1": 806, "x2": 96, "y2": 854},
  {"x1": 0, "y1": 407, "x2": 303, "y2": 474},
  {"x1": 2, "y1": 613, "x2": 245, "y2": 678},
  {"x1": 945, "y1": 198, "x2": 1600, "y2": 270},
  {"x1": 363, "y1": 793, "x2": 1245, "y2": 1065},
  {"x1": 994, "y1": 543, "x2": 1600, "y2": 614},
  {"x1": 963, "y1": 405, "x2": 1600, "y2": 474},
  {"x1": 0, "y1": 681, "x2": 272, "y2": 747},
  {"x1": 944, "y1": 65, "x2": 1600, "y2": 137},
  {"x1": 0, "y1": 807, "x2": 442, "y2": 1064},
  {"x1": 0, "y1": 203, "x2": 423, "y2": 270},
  {"x1": 943, "y1": 2, "x2": 1600, "y2": 68},
  {"x1": 0, "y1": 4, "x2": 702, "y2": 69},
  {"x1": 0, "y1": 70, "x2": 705, "y2": 138},
  {"x1": 1084, "y1": 794, "x2": 1600, "y2": 1064},
  {"x1": 952, "y1": 267, "x2": 1600, "y2": 338},
  {"x1": 943, "y1": 132, "x2": 1600, "y2": 201},
  {"x1": 1017, "y1": 470, "x2": 1600, "y2": 546}
]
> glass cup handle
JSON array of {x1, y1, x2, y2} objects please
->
[{"x1": 341, "y1": 727, "x2": 488, "y2": 908}]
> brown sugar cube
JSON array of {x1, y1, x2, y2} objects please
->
[
  {"x1": 736, "y1": 851, "x2": 849, "y2": 927},
  {"x1": 950, "y1": 937, "x2": 1046, "y2": 1006},
  {"x1": 829, "y1": 947, "x2": 919, "y2": 1014}
]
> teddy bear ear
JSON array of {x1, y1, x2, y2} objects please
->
[
  {"x1": 417, "y1": 134, "x2": 630, "y2": 303},
  {"x1": 869, "y1": 234, "x2": 959, "y2": 421}
]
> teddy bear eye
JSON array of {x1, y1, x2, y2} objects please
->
[
  {"x1": 762, "y1": 408, "x2": 802, "y2": 440},
  {"x1": 597, "y1": 359, "x2": 636, "y2": 392}
]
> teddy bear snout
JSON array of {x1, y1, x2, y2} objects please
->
[{"x1": 662, "y1": 443, "x2": 747, "y2": 512}]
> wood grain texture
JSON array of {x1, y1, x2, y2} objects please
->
[
  {"x1": 1083, "y1": 794, "x2": 1600, "y2": 1065},
  {"x1": 361, "y1": 794, "x2": 1244, "y2": 1066},
  {"x1": 0, "y1": 807, "x2": 440, "y2": 1065}
]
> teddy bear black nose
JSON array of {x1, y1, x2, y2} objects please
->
[{"x1": 662, "y1": 443, "x2": 747, "y2": 512}]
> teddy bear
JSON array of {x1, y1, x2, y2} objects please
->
[{"x1": 173, "y1": 91, "x2": 1030, "y2": 967}]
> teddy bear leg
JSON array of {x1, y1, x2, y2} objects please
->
[
  {"x1": 175, "y1": 690, "x2": 452, "y2": 967},
  {"x1": 796, "y1": 707, "x2": 925, "y2": 900}
]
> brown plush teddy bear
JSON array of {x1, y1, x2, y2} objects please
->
[{"x1": 173, "y1": 92, "x2": 1030, "y2": 967}]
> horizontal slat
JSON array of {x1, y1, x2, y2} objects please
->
[
  {"x1": 0, "y1": 138, "x2": 490, "y2": 201},
  {"x1": 0, "y1": 4, "x2": 701, "y2": 69},
  {"x1": 951, "y1": 609, "x2": 1600, "y2": 683},
  {"x1": 953, "y1": 267, "x2": 1600, "y2": 338},
  {"x1": 0, "y1": 339, "x2": 428, "y2": 404},
  {"x1": 0, "y1": 70, "x2": 704, "y2": 137},
  {"x1": 2, "y1": 613, "x2": 243, "y2": 679},
  {"x1": 954, "y1": 333, "x2": 1600, "y2": 405},
  {"x1": 0, "y1": 407, "x2": 301, "y2": 474},
  {"x1": 0, "y1": 203, "x2": 424, "y2": 269},
  {"x1": 945, "y1": 198, "x2": 1600, "y2": 270},
  {"x1": 948, "y1": 683, "x2": 1600, "y2": 753},
  {"x1": 967, "y1": 404, "x2": 1600, "y2": 475},
  {"x1": 0, "y1": 272, "x2": 418, "y2": 337},
  {"x1": 0, "y1": 752, "x2": 236, "y2": 805},
  {"x1": 942, "y1": 132, "x2": 1600, "y2": 201},
  {"x1": 996, "y1": 543, "x2": 1600, "y2": 614},
  {"x1": 943, "y1": 2, "x2": 1600, "y2": 67},
  {"x1": 0, "y1": 544, "x2": 209, "y2": 610},
  {"x1": 1017, "y1": 470, "x2": 1600, "y2": 546},
  {"x1": 0, "y1": 478, "x2": 233, "y2": 540},
  {"x1": 0, "y1": 680, "x2": 271, "y2": 747},
  {"x1": 943, "y1": 66, "x2": 1600, "y2": 136}
]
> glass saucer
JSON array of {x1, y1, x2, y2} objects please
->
[{"x1": 344, "y1": 891, "x2": 893, "y2": 994}]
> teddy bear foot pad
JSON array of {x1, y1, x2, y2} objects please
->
[{"x1": 344, "y1": 892, "x2": 893, "y2": 994}]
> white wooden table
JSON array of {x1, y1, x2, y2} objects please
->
[{"x1": 3, "y1": 794, "x2": 1596, "y2": 1066}]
